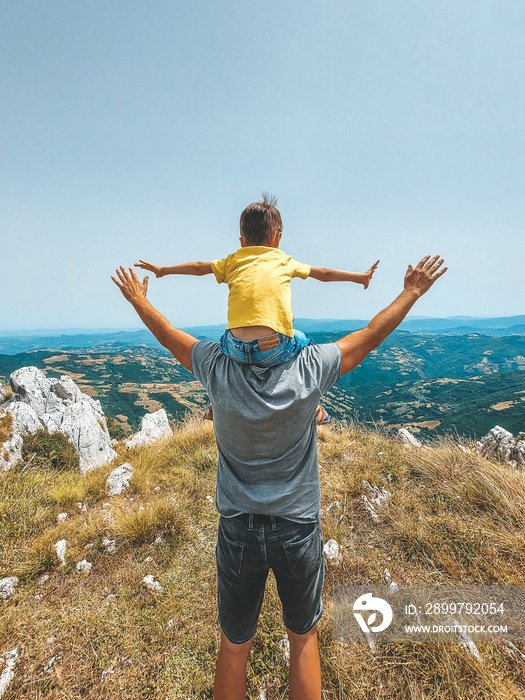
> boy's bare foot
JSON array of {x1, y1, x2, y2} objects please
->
[
  {"x1": 316, "y1": 406, "x2": 330, "y2": 425},
  {"x1": 204, "y1": 405, "x2": 213, "y2": 421}
]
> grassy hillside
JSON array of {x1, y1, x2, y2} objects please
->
[{"x1": 1, "y1": 416, "x2": 525, "y2": 698}]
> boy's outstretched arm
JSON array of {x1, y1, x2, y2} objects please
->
[
  {"x1": 309, "y1": 260, "x2": 379, "y2": 289},
  {"x1": 135, "y1": 260, "x2": 213, "y2": 278},
  {"x1": 335, "y1": 255, "x2": 447, "y2": 376},
  {"x1": 112, "y1": 266, "x2": 198, "y2": 371}
]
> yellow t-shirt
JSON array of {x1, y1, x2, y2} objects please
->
[{"x1": 211, "y1": 247, "x2": 311, "y2": 337}]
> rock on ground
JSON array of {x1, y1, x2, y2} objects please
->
[
  {"x1": 398, "y1": 428, "x2": 422, "y2": 449},
  {"x1": 0, "y1": 647, "x2": 23, "y2": 700},
  {"x1": 125, "y1": 409, "x2": 173, "y2": 449},
  {"x1": 106, "y1": 463, "x2": 134, "y2": 496},
  {"x1": 0, "y1": 577, "x2": 19, "y2": 601},
  {"x1": 324, "y1": 538, "x2": 342, "y2": 563},
  {"x1": 476, "y1": 425, "x2": 525, "y2": 467},
  {"x1": 54, "y1": 539, "x2": 67, "y2": 566},
  {"x1": 142, "y1": 575, "x2": 164, "y2": 593}
]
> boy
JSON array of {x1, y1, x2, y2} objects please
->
[{"x1": 136, "y1": 195, "x2": 379, "y2": 421}]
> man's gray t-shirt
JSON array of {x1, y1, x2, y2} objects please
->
[{"x1": 191, "y1": 341, "x2": 341, "y2": 522}]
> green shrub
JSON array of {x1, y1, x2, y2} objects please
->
[{"x1": 21, "y1": 430, "x2": 80, "y2": 471}]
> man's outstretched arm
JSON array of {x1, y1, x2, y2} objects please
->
[
  {"x1": 112, "y1": 266, "x2": 198, "y2": 371},
  {"x1": 335, "y1": 255, "x2": 447, "y2": 376}
]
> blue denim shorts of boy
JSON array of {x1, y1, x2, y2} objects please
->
[
  {"x1": 220, "y1": 329, "x2": 311, "y2": 367},
  {"x1": 215, "y1": 513, "x2": 325, "y2": 645}
]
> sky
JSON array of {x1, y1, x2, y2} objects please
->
[{"x1": 2, "y1": 0, "x2": 524, "y2": 332}]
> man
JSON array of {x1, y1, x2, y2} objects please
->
[{"x1": 112, "y1": 254, "x2": 446, "y2": 700}]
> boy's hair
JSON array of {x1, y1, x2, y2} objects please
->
[{"x1": 240, "y1": 193, "x2": 282, "y2": 245}]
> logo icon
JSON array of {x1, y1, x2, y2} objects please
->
[{"x1": 353, "y1": 592, "x2": 393, "y2": 634}]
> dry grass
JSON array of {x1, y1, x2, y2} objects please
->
[
  {"x1": 1, "y1": 417, "x2": 524, "y2": 698},
  {"x1": 0, "y1": 411, "x2": 13, "y2": 443}
]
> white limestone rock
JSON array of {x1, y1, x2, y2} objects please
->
[
  {"x1": 476, "y1": 425, "x2": 525, "y2": 467},
  {"x1": 383, "y1": 568, "x2": 399, "y2": 593},
  {"x1": 362, "y1": 480, "x2": 391, "y2": 507},
  {"x1": 10, "y1": 367, "x2": 53, "y2": 416},
  {"x1": 0, "y1": 385, "x2": 8, "y2": 404},
  {"x1": 142, "y1": 575, "x2": 164, "y2": 593},
  {"x1": 102, "y1": 537, "x2": 116, "y2": 553},
  {"x1": 8, "y1": 366, "x2": 116, "y2": 473},
  {"x1": 52, "y1": 375, "x2": 83, "y2": 402},
  {"x1": 0, "y1": 434, "x2": 23, "y2": 473},
  {"x1": 57, "y1": 513, "x2": 68, "y2": 524},
  {"x1": 362, "y1": 495, "x2": 381, "y2": 523},
  {"x1": 125, "y1": 409, "x2": 173, "y2": 449},
  {"x1": 323, "y1": 538, "x2": 342, "y2": 564},
  {"x1": 0, "y1": 647, "x2": 23, "y2": 700},
  {"x1": 76, "y1": 560, "x2": 92, "y2": 573},
  {"x1": 6, "y1": 402, "x2": 42, "y2": 435},
  {"x1": 0, "y1": 577, "x2": 19, "y2": 601},
  {"x1": 106, "y1": 462, "x2": 134, "y2": 496},
  {"x1": 279, "y1": 636, "x2": 290, "y2": 665},
  {"x1": 444, "y1": 614, "x2": 483, "y2": 662},
  {"x1": 54, "y1": 539, "x2": 67, "y2": 566},
  {"x1": 398, "y1": 428, "x2": 422, "y2": 449},
  {"x1": 59, "y1": 400, "x2": 116, "y2": 474},
  {"x1": 362, "y1": 480, "x2": 391, "y2": 523}
]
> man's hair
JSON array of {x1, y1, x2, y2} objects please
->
[{"x1": 240, "y1": 193, "x2": 282, "y2": 245}]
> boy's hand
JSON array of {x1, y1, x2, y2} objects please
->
[
  {"x1": 135, "y1": 260, "x2": 164, "y2": 278},
  {"x1": 404, "y1": 255, "x2": 447, "y2": 297},
  {"x1": 112, "y1": 266, "x2": 149, "y2": 304},
  {"x1": 363, "y1": 260, "x2": 380, "y2": 289}
]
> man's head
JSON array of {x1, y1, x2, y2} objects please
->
[{"x1": 240, "y1": 193, "x2": 282, "y2": 247}]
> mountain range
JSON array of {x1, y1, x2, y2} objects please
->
[
  {"x1": 1, "y1": 316, "x2": 524, "y2": 354},
  {"x1": 1, "y1": 318, "x2": 523, "y2": 440}
]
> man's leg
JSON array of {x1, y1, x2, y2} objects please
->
[
  {"x1": 287, "y1": 625, "x2": 322, "y2": 700},
  {"x1": 213, "y1": 631, "x2": 254, "y2": 700}
]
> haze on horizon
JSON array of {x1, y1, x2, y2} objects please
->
[{"x1": 2, "y1": 1, "x2": 524, "y2": 332}]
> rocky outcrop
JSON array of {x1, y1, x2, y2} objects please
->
[
  {"x1": 398, "y1": 428, "x2": 422, "y2": 449},
  {"x1": 1, "y1": 366, "x2": 116, "y2": 473},
  {"x1": 125, "y1": 409, "x2": 173, "y2": 449},
  {"x1": 106, "y1": 463, "x2": 134, "y2": 496},
  {"x1": 476, "y1": 426, "x2": 525, "y2": 467}
]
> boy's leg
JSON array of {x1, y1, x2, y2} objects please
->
[
  {"x1": 213, "y1": 631, "x2": 254, "y2": 700},
  {"x1": 287, "y1": 626, "x2": 322, "y2": 700}
]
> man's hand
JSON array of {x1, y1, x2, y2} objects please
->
[
  {"x1": 135, "y1": 260, "x2": 164, "y2": 278},
  {"x1": 112, "y1": 266, "x2": 149, "y2": 303},
  {"x1": 111, "y1": 265, "x2": 197, "y2": 371},
  {"x1": 336, "y1": 254, "x2": 447, "y2": 376},
  {"x1": 404, "y1": 255, "x2": 447, "y2": 297},
  {"x1": 363, "y1": 259, "x2": 380, "y2": 289}
]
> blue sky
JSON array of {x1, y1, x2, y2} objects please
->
[{"x1": 2, "y1": 0, "x2": 524, "y2": 331}]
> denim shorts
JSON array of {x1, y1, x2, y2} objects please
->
[
  {"x1": 215, "y1": 513, "x2": 325, "y2": 644},
  {"x1": 220, "y1": 329, "x2": 312, "y2": 367}
]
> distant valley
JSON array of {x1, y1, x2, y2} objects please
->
[
  {"x1": 0, "y1": 319, "x2": 524, "y2": 440},
  {"x1": 1, "y1": 315, "x2": 524, "y2": 354}
]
